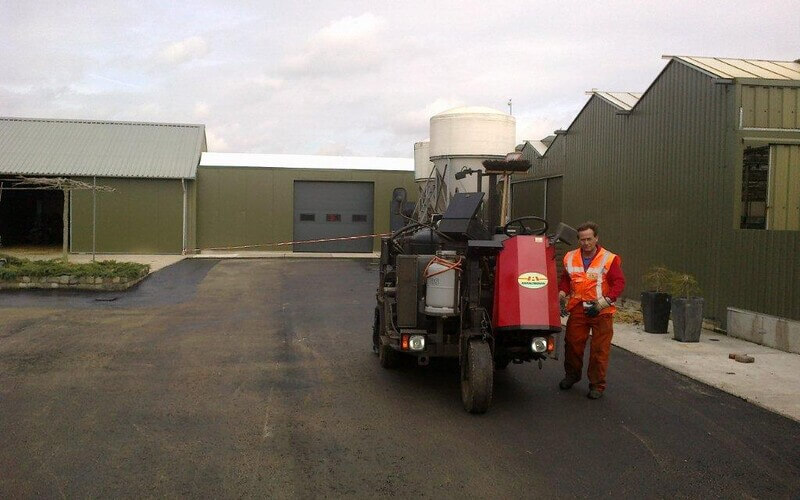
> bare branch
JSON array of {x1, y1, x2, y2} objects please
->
[{"x1": 9, "y1": 176, "x2": 115, "y2": 192}]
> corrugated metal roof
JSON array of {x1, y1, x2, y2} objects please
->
[
  {"x1": 0, "y1": 117, "x2": 206, "y2": 179},
  {"x1": 666, "y1": 56, "x2": 800, "y2": 81},
  {"x1": 528, "y1": 140, "x2": 549, "y2": 156},
  {"x1": 200, "y1": 152, "x2": 413, "y2": 171},
  {"x1": 591, "y1": 91, "x2": 643, "y2": 111}
]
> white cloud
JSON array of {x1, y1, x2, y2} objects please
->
[
  {"x1": 316, "y1": 141, "x2": 354, "y2": 156},
  {"x1": 158, "y1": 36, "x2": 209, "y2": 65},
  {"x1": 389, "y1": 98, "x2": 466, "y2": 137},
  {"x1": 206, "y1": 128, "x2": 230, "y2": 152},
  {"x1": 282, "y1": 13, "x2": 388, "y2": 75},
  {"x1": 2, "y1": 1, "x2": 799, "y2": 158},
  {"x1": 315, "y1": 12, "x2": 386, "y2": 44},
  {"x1": 193, "y1": 101, "x2": 210, "y2": 118},
  {"x1": 239, "y1": 76, "x2": 284, "y2": 90}
]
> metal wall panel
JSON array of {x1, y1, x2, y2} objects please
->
[
  {"x1": 551, "y1": 61, "x2": 800, "y2": 325},
  {"x1": 71, "y1": 177, "x2": 184, "y2": 254},
  {"x1": 768, "y1": 145, "x2": 800, "y2": 230},
  {"x1": 546, "y1": 177, "x2": 563, "y2": 229},
  {"x1": 511, "y1": 180, "x2": 545, "y2": 219},
  {"x1": 196, "y1": 167, "x2": 416, "y2": 252},
  {"x1": 741, "y1": 85, "x2": 800, "y2": 129}
]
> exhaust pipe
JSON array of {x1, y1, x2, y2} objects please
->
[{"x1": 418, "y1": 355, "x2": 430, "y2": 366}]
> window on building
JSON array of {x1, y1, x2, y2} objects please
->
[
  {"x1": 352, "y1": 214, "x2": 367, "y2": 222},
  {"x1": 326, "y1": 214, "x2": 341, "y2": 222},
  {"x1": 299, "y1": 213, "x2": 315, "y2": 222},
  {"x1": 740, "y1": 144, "x2": 800, "y2": 231},
  {"x1": 740, "y1": 146, "x2": 769, "y2": 229}
]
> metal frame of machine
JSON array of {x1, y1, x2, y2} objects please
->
[{"x1": 373, "y1": 157, "x2": 576, "y2": 413}]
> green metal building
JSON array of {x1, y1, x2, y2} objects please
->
[
  {"x1": 513, "y1": 56, "x2": 800, "y2": 326},
  {"x1": 197, "y1": 153, "x2": 416, "y2": 253},
  {"x1": 0, "y1": 117, "x2": 205, "y2": 254},
  {"x1": 0, "y1": 118, "x2": 415, "y2": 256}
]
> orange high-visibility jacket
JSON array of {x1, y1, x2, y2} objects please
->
[{"x1": 563, "y1": 247, "x2": 619, "y2": 315}]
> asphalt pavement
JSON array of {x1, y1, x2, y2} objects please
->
[{"x1": 1, "y1": 259, "x2": 798, "y2": 498}]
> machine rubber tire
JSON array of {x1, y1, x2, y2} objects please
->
[
  {"x1": 379, "y1": 342, "x2": 400, "y2": 369},
  {"x1": 461, "y1": 340, "x2": 494, "y2": 414},
  {"x1": 372, "y1": 307, "x2": 380, "y2": 355}
]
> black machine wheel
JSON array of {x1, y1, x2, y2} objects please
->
[
  {"x1": 379, "y1": 341, "x2": 400, "y2": 369},
  {"x1": 503, "y1": 216, "x2": 548, "y2": 237},
  {"x1": 461, "y1": 340, "x2": 494, "y2": 414},
  {"x1": 372, "y1": 307, "x2": 380, "y2": 355}
]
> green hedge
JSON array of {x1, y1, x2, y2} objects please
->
[{"x1": 0, "y1": 254, "x2": 149, "y2": 280}]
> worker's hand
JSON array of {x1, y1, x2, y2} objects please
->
[
  {"x1": 584, "y1": 301, "x2": 600, "y2": 317},
  {"x1": 597, "y1": 296, "x2": 613, "y2": 310},
  {"x1": 559, "y1": 291, "x2": 568, "y2": 317}
]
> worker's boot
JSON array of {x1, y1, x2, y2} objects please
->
[
  {"x1": 587, "y1": 389, "x2": 603, "y2": 399},
  {"x1": 559, "y1": 377, "x2": 578, "y2": 390}
]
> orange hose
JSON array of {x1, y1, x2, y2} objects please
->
[{"x1": 423, "y1": 255, "x2": 463, "y2": 279}]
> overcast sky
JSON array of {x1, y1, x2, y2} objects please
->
[{"x1": 1, "y1": 1, "x2": 797, "y2": 157}]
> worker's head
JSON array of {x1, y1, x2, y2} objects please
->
[{"x1": 576, "y1": 221, "x2": 599, "y2": 253}]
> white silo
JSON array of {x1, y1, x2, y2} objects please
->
[
  {"x1": 429, "y1": 106, "x2": 516, "y2": 200},
  {"x1": 414, "y1": 140, "x2": 434, "y2": 189}
]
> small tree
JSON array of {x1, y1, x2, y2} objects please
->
[
  {"x1": 668, "y1": 272, "x2": 701, "y2": 298},
  {"x1": 642, "y1": 265, "x2": 673, "y2": 293}
]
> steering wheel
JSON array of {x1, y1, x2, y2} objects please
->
[{"x1": 503, "y1": 216, "x2": 549, "y2": 237}]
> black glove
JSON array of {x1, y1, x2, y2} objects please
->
[{"x1": 584, "y1": 301, "x2": 600, "y2": 318}]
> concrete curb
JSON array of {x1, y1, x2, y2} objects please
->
[{"x1": 0, "y1": 273, "x2": 149, "y2": 291}]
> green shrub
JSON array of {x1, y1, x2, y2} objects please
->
[
  {"x1": 0, "y1": 254, "x2": 149, "y2": 280},
  {"x1": 642, "y1": 265, "x2": 673, "y2": 293},
  {"x1": 668, "y1": 272, "x2": 701, "y2": 298}
]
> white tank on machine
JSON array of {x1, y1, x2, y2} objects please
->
[
  {"x1": 424, "y1": 252, "x2": 460, "y2": 316},
  {"x1": 414, "y1": 140, "x2": 434, "y2": 187},
  {"x1": 429, "y1": 106, "x2": 516, "y2": 200}
]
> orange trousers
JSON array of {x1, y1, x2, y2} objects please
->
[{"x1": 564, "y1": 309, "x2": 614, "y2": 391}]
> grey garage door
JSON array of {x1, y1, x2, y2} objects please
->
[{"x1": 293, "y1": 181, "x2": 374, "y2": 252}]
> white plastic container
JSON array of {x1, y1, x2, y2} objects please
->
[{"x1": 424, "y1": 256, "x2": 459, "y2": 316}]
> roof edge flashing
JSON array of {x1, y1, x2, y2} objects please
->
[{"x1": 0, "y1": 115, "x2": 205, "y2": 129}]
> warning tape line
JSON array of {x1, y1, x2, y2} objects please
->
[{"x1": 196, "y1": 232, "x2": 392, "y2": 252}]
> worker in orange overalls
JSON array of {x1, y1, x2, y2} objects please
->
[{"x1": 558, "y1": 221, "x2": 626, "y2": 399}]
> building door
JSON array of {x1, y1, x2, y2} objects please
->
[{"x1": 293, "y1": 181, "x2": 374, "y2": 252}]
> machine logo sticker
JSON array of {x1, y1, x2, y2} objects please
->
[{"x1": 517, "y1": 272, "x2": 548, "y2": 289}]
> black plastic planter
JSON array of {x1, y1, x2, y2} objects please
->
[
  {"x1": 672, "y1": 297, "x2": 704, "y2": 342},
  {"x1": 641, "y1": 291, "x2": 671, "y2": 333}
]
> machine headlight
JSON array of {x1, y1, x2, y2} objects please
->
[
  {"x1": 531, "y1": 337, "x2": 548, "y2": 353},
  {"x1": 409, "y1": 335, "x2": 426, "y2": 351}
]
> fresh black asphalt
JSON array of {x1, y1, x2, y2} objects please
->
[{"x1": 1, "y1": 259, "x2": 798, "y2": 498}]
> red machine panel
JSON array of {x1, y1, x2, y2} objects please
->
[{"x1": 493, "y1": 235, "x2": 561, "y2": 331}]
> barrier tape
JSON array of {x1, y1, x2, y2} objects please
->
[{"x1": 196, "y1": 232, "x2": 391, "y2": 252}]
